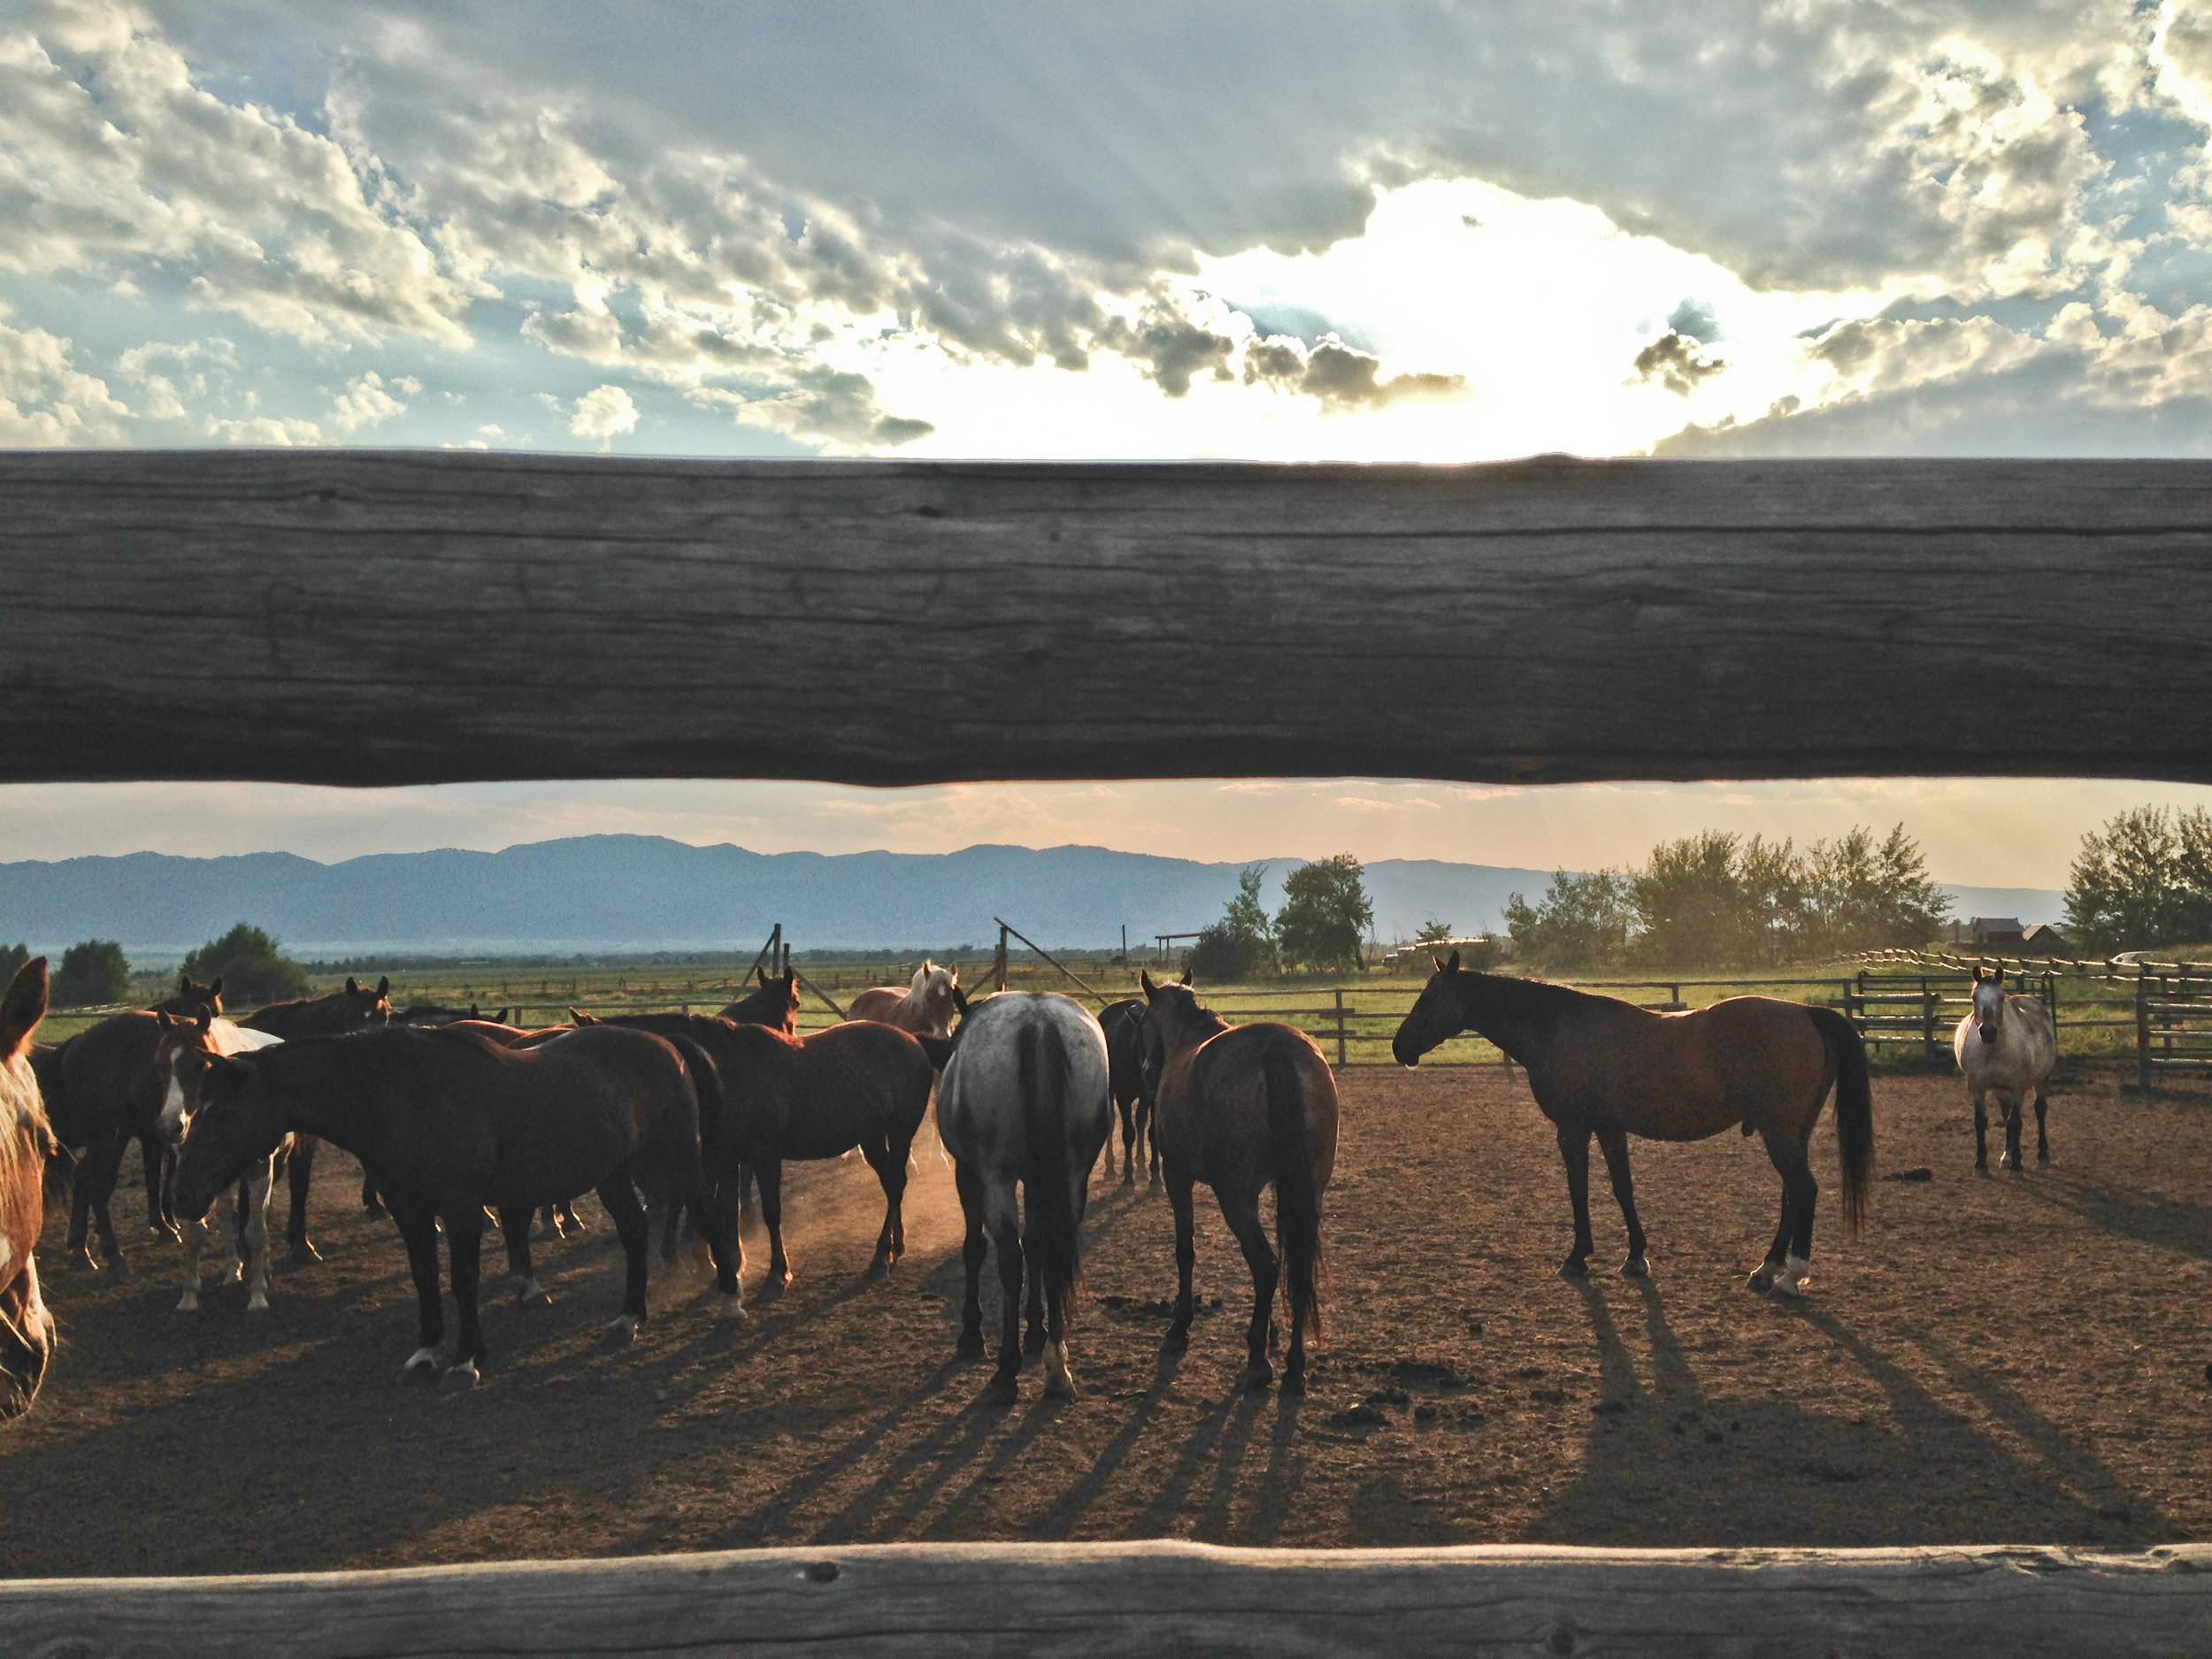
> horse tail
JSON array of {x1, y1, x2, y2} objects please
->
[
  {"x1": 664, "y1": 1032, "x2": 726, "y2": 1179},
  {"x1": 1018, "y1": 1015, "x2": 1081, "y2": 1333},
  {"x1": 1810, "y1": 1004, "x2": 1872, "y2": 1238},
  {"x1": 1263, "y1": 1038, "x2": 1325, "y2": 1346}
]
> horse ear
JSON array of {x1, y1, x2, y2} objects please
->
[
  {"x1": 1140, "y1": 970, "x2": 1157, "y2": 1000},
  {"x1": 1179, "y1": 969, "x2": 1193, "y2": 986},
  {"x1": 376, "y1": 976, "x2": 389, "y2": 996},
  {"x1": 208, "y1": 975, "x2": 222, "y2": 998},
  {"x1": 951, "y1": 985, "x2": 969, "y2": 1016},
  {"x1": 157, "y1": 1009, "x2": 176, "y2": 1029},
  {"x1": 196, "y1": 1008, "x2": 212, "y2": 1033},
  {"x1": 948, "y1": 965, "x2": 959, "y2": 987},
  {"x1": 346, "y1": 977, "x2": 359, "y2": 994},
  {"x1": 1447, "y1": 949, "x2": 1461, "y2": 973},
  {"x1": 1971, "y1": 966, "x2": 1984, "y2": 983},
  {"x1": 570, "y1": 1007, "x2": 595, "y2": 1025},
  {"x1": 0, "y1": 956, "x2": 46, "y2": 1058},
  {"x1": 756, "y1": 965, "x2": 769, "y2": 987}
]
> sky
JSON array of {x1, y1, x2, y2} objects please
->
[{"x1": 5, "y1": 1, "x2": 2212, "y2": 884}]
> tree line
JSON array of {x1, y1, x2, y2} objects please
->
[
  {"x1": 1503, "y1": 825, "x2": 1950, "y2": 972},
  {"x1": 1190, "y1": 855, "x2": 1376, "y2": 979},
  {"x1": 2065, "y1": 805, "x2": 2212, "y2": 954},
  {"x1": 0, "y1": 922, "x2": 313, "y2": 1010}
]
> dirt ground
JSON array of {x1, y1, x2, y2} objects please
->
[{"x1": 4, "y1": 1062, "x2": 2209, "y2": 1575}]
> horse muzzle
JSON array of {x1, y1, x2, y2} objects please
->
[{"x1": 1978, "y1": 1025, "x2": 1999, "y2": 1044}]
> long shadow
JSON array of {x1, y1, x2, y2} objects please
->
[
  {"x1": 1025, "y1": 1348, "x2": 1184, "y2": 1538},
  {"x1": 1127, "y1": 1383, "x2": 1248, "y2": 1536},
  {"x1": 2017, "y1": 1171, "x2": 2212, "y2": 1264}
]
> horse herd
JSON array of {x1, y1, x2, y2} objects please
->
[{"x1": 0, "y1": 946, "x2": 2062, "y2": 1421}]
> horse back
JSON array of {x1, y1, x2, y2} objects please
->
[
  {"x1": 53, "y1": 1012, "x2": 164, "y2": 1143},
  {"x1": 1534, "y1": 997, "x2": 1831, "y2": 1141},
  {"x1": 469, "y1": 1025, "x2": 702, "y2": 1202},
  {"x1": 1166, "y1": 1022, "x2": 1337, "y2": 1191}
]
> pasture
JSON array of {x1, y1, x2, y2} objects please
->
[{"x1": 4, "y1": 1059, "x2": 2207, "y2": 1575}]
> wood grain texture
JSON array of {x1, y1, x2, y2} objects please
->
[
  {"x1": 4, "y1": 451, "x2": 2212, "y2": 787},
  {"x1": 4, "y1": 1542, "x2": 2208, "y2": 1657}
]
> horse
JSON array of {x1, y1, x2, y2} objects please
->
[
  {"x1": 0, "y1": 957, "x2": 56, "y2": 1422},
  {"x1": 1140, "y1": 972, "x2": 1336, "y2": 1394},
  {"x1": 936, "y1": 992, "x2": 1112, "y2": 1402},
  {"x1": 170, "y1": 1024, "x2": 742, "y2": 1390},
  {"x1": 720, "y1": 966, "x2": 801, "y2": 1035},
  {"x1": 847, "y1": 959, "x2": 961, "y2": 1039},
  {"x1": 1097, "y1": 997, "x2": 1158, "y2": 1187},
  {"x1": 390, "y1": 1002, "x2": 508, "y2": 1027},
  {"x1": 152, "y1": 1010, "x2": 287, "y2": 1311},
  {"x1": 692, "y1": 1019, "x2": 936, "y2": 1294},
  {"x1": 1393, "y1": 950, "x2": 1872, "y2": 1298},
  {"x1": 1956, "y1": 966, "x2": 2058, "y2": 1173},
  {"x1": 238, "y1": 976, "x2": 392, "y2": 1263}
]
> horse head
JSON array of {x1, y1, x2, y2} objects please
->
[
  {"x1": 0, "y1": 956, "x2": 52, "y2": 1422},
  {"x1": 170, "y1": 1048, "x2": 289, "y2": 1222},
  {"x1": 1971, "y1": 965, "x2": 2006, "y2": 1044},
  {"x1": 1393, "y1": 949, "x2": 1465, "y2": 1067},
  {"x1": 917, "y1": 963, "x2": 960, "y2": 1038},
  {"x1": 172, "y1": 972, "x2": 224, "y2": 1018}
]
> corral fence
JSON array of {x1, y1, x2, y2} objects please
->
[{"x1": 12, "y1": 452, "x2": 2212, "y2": 1648}]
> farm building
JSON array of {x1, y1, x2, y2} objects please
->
[
  {"x1": 1949, "y1": 916, "x2": 2027, "y2": 951},
  {"x1": 2022, "y1": 922, "x2": 2073, "y2": 956}
]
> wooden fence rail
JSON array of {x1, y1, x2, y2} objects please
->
[{"x1": 6, "y1": 1541, "x2": 2210, "y2": 1658}]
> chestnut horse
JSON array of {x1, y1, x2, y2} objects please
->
[
  {"x1": 1393, "y1": 951, "x2": 1872, "y2": 1297},
  {"x1": 0, "y1": 957, "x2": 55, "y2": 1422},
  {"x1": 1956, "y1": 966, "x2": 2057, "y2": 1173},
  {"x1": 937, "y1": 992, "x2": 1112, "y2": 1402},
  {"x1": 171, "y1": 1025, "x2": 741, "y2": 1389},
  {"x1": 153, "y1": 1010, "x2": 286, "y2": 1312},
  {"x1": 1140, "y1": 972, "x2": 1337, "y2": 1394},
  {"x1": 720, "y1": 966, "x2": 801, "y2": 1034},
  {"x1": 848, "y1": 960, "x2": 961, "y2": 1039}
]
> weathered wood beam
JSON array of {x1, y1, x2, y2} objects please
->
[
  {"x1": 4, "y1": 451, "x2": 2211, "y2": 788},
  {"x1": 4, "y1": 1542, "x2": 2207, "y2": 1656}
]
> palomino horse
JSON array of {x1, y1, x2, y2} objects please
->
[
  {"x1": 0, "y1": 957, "x2": 55, "y2": 1422},
  {"x1": 153, "y1": 1010, "x2": 286, "y2": 1311},
  {"x1": 1140, "y1": 972, "x2": 1337, "y2": 1394},
  {"x1": 1393, "y1": 951, "x2": 1872, "y2": 1297},
  {"x1": 848, "y1": 960, "x2": 961, "y2": 1039},
  {"x1": 1956, "y1": 966, "x2": 2058, "y2": 1172},
  {"x1": 171, "y1": 1025, "x2": 741, "y2": 1390},
  {"x1": 1097, "y1": 997, "x2": 1159, "y2": 1187},
  {"x1": 239, "y1": 976, "x2": 391, "y2": 1263},
  {"x1": 937, "y1": 992, "x2": 1112, "y2": 1402}
]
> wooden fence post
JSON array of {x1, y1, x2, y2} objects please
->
[
  {"x1": 2137, "y1": 967, "x2": 2152, "y2": 1089},
  {"x1": 1333, "y1": 988, "x2": 1348, "y2": 1068}
]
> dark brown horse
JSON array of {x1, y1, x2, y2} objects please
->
[
  {"x1": 171, "y1": 1024, "x2": 741, "y2": 1389},
  {"x1": 1140, "y1": 972, "x2": 1336, "y2": 1394},
  {"x1": 695, "y1": 1020, "x2": 936, "y2": 1295},
  {"x1": 1097, "y1": 997, "x2": 1158, "y2": 1187},
  {"x1": 1392, "y1": 952, "x2": 1872, "y2": 1296},
  {"x1": 720, "y1": 966, "x2": 800, "y2": 1034},
  {"x1": 239, "y1": 976, "x2": 391, "y2": 1262},
  {"x1": 1, "y1": 957, "x2": 55, "y2": 1421}
]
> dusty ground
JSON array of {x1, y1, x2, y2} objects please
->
[{"x1": 4, "y1": 1062, "x2": 2209, "y2": 1575}]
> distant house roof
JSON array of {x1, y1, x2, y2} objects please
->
[
  {"x1": 1973, "y1": 917, "x2": 2024, "y2": 935},
  {"x1": 2022, "y1": 923, "x2": 2071, "y2": 954}
]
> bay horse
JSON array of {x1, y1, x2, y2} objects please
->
[
  {"x1": 1393, "y1": 951, "x2": 1872, "y2": 1297},
  {"x1": 692, "y1": 1019, "x2": 936, "y2": 1295},
  {"x1": 1140, "y1": 972, "x2": 1336, "y2": 1394},
  {"x1": 1097, "y1": 997, "x2": 1158, "y2": 1187},
  {"x1": 171, "y1": 1024, "x2": 741, "y2": 1389},
  {"x1": 239, "y1": 976, "x2": 391, "y2": 1263},
  {"x1": 153, "y1": 1010, "x2": 287, "y2": 1311},
  {"x1": 937, "y1": 992, "x2": 1112, "y2": 1402},
  {"x1": 1956, "y1": 966, "x2": 2057, "y2": 1172},
  {"x1": 720, "y1": 966, "x2": 801, "y2": 1034},
  {"x1": 0, "y1": 957, "x2": 56, "y2": 1422},
  {"x1": 848, "y1": 960, "x2": 961, "y2": 1039}
]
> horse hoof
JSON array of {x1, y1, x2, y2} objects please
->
[
  {"x1": 1620, "y1": 1256, "x2": 1650, "y2": 1279},
  {"x1": 289, "y1": 1240, "x2": 321, "y2": 1266},
  {"x1": 1161, "y1": 1327, "x2": 1190, "y2": 1356},
  {"x1": 1043, "y1": 1369, "x2": 1075, "y2": 1401},
  {"x1": 175, "y1": 1292, "x2": 200, "y2": 1314},
  {"x1": 1246, "y1": 1362, "x2": 1274, "y2": 1392},
  {"x1": 1024, "y1": 1327, "x2": 1048, "y2": 1358},
  {"x1": 956, "y1": 1332, "x2": 987, "y2": 1360},
  {"x1": 754, "y1": 1277, "x2": 787, "y2": 1305},
  {"x1": 1281, "y1": 1368, "x2": 1307, "y2": 1397},
  {"x1": 1747, "y1": 1266, "x2": 1777, "y2": 1294},
  {"x1": 517, "y1": 1286, "x2": 552, "y2": 1309},
  {"x1": 598, "y1": 1316, "x2": 641, "y2": 1348},
  {"x1": 865, "y1": 1255, "x2": 891, "y2": 1282},
  {"x1": 104, "y1": 1255, "x2": 131, "y2": 1282},
  {"x1": 440, "y1": 1362, "x2": 480, "y2": 1394},
  {"x1": 246, "y1": 1294, "x2": 270, "y2": 1313},
  {"x1": 400, "y1": 1348, "x2": 442, "y2": 1385},
  {"x1": 364, "y1": 1203, "x2": 387, "y2": 1221},
  {"x1": 1556, "y1": 1256, "x2": 1589, "y2": 1280},
  {"x1": 711, "y1": 1292, "x2": 748, "y2": 1323},
  {"x1": 980, "y1": 1374, "x2": 1019, "y2": 1407}
]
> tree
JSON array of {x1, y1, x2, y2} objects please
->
[
  {"x1": 1190, "y1": 864, "x2": 1277, "y2": 981},
  {"x1": 53, "y1": 940, "x2": 129, "y2": 1008},
  {"x1": 2066, "y1": 806, "x2": 2212, "y2": 953},
  {"x1": 1804, "y1": 824, "x2": 1949, "y2": 955},
  {"x1": 0, "y1": 943, "x2": 26, "y2": 987},
  {"x1": 1272, "y1": 854, "x2": 1373, "y2": 973},
  {"x1": 1414, "y1": 917, "x2": 1455, "y2": 944},
  {"x1": 182, "y1": 922, "x2": 312, "y2": 1004},
  {"x1": 1504, "y1": 870, "x2": 1632, "y2": 972}
]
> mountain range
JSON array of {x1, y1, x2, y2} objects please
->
[{"x1": 0, "y1": 835, "x2": 2066, "y2": 961}]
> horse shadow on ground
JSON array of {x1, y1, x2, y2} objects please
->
[
  {"x1": 2015, "y1": 1170, "x2": 2212, "y2": 1264},
  {"x1": 1528, "y1": 1278, "x2": 2159, "y2": 1547}
]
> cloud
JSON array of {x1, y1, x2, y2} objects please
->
[
  {"x1": 328, "y1": 369, "x2": 411, "y2": 429},
  {"x1": 566, "y1": 382, "x2": 636, "y2": 439},
  {"x1": 1632, "y1": 330, "x2": 1725, "y2": 396},
  {"x1": 0, "y1": 311, "x2": 127, "y2": 443},
  {"x1": 1243, "y1": 333, "x2": 1468, "y2": 409}
]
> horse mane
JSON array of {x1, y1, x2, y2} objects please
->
[
  {"x1": 0, "y1": 1052, "x2": 53, "y2": 1199},
  {"x1": 1460, "y1": 971, "x2": 1606, "y2": 1024}
]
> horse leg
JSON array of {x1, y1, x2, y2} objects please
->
[
  {"x1": 141, "y1": 1134, "x2": 175, "y2": 1239},
  {"x1": 1554, "y1": 1120, "x2": 1595, "y2": 1279},
  {"x1": 1164, "y1": 1168, "x2": 1197, "y2": 1354},
  {"x1": 1146, "y1": 1100, "x2": 1163, "y2": 1187},
  {"x1": 1595, "y1": 1126, "x2": 1649, "y2": 1277},
  {"x1": 2033, "y1": 1088, "x2": 2051, "y2": 1164},
  {"x1": 1973, "y1": 1090, "x2": 1991, "y2": 1173},
  {"x1": 361, "y1": 1171, "x2": 385, "y2": 1220},
  {"x1": 1118, "y1": 1095, "x2": 1137, "y2": 1187},
  {"x1": 175, "y1": 1201, "x2": 210, "y2": 1313},
  {"x1": 501, "y1": 1205, "x2": 549, "y2": 1305},
  {"x1": 394, "y1": 1205, "x2": 447, "y2": 1382},
  {"x1": 1755, "y1": 1128, "x2": 1817, "y2": 1298},
  {"x1": 1021, "y1": 1204, "x2": 1047, "y2": 1357},
  {"x1": 594, "y1": 1175, "x2": 649, "y2": 1346},
  {"x1": 674, "y1": 1170, "x2": 744, "y2": 1320},
  {"x1": 953, "y1": 1161, "x2": 989, "y2": 1360},
  {"x1": 441, "y1": 1205, "x2": 488, "y2": 1391},
  {"x1": 756, "y1": 1158, "x2": 791, "y2": 1294},
  {"x1": 1219, "y1": 1187, "x2": 1278, "y2": 1392},
  {"x1": 985, "y1": 1180, "x2": 1025, "y2": 1405},
  {"x1": 2001, "y1": 1094, "x2": 2024, "y2": 1174},
  {"x1": 240, "y1": 1160, "x2": 274, "y2": 1312},
  {"x1": 285, "y1": 1134, "x2": 320, "y2": 1263},
  {"x1": 862, "y1": 1133, "x2": 905, "y2": 1279},
  {"x1": 86, "y1": 1130, "x2": 129, "y2": 1277}
]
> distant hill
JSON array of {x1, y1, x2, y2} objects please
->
[
  {"x1": 0, "y1": 835, "x2": 2067, "y2": 960},
  {"x1": 0, "y1": 837, "x2": 1561, "y2": 959}
]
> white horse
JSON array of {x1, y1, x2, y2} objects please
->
[
  {"x1": 847, "y1": 959, "x2": 962, "y2": 1040},
  {"x1": 936, "y1": 990, "x2": 1111, "y2": 1404},
  {"x1": 154, "y1": 1011, "x2": 287, "y2": 1311},
  {"x1": 1954, "y1": 967, "x2": 2057, "y2": 1173}
]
